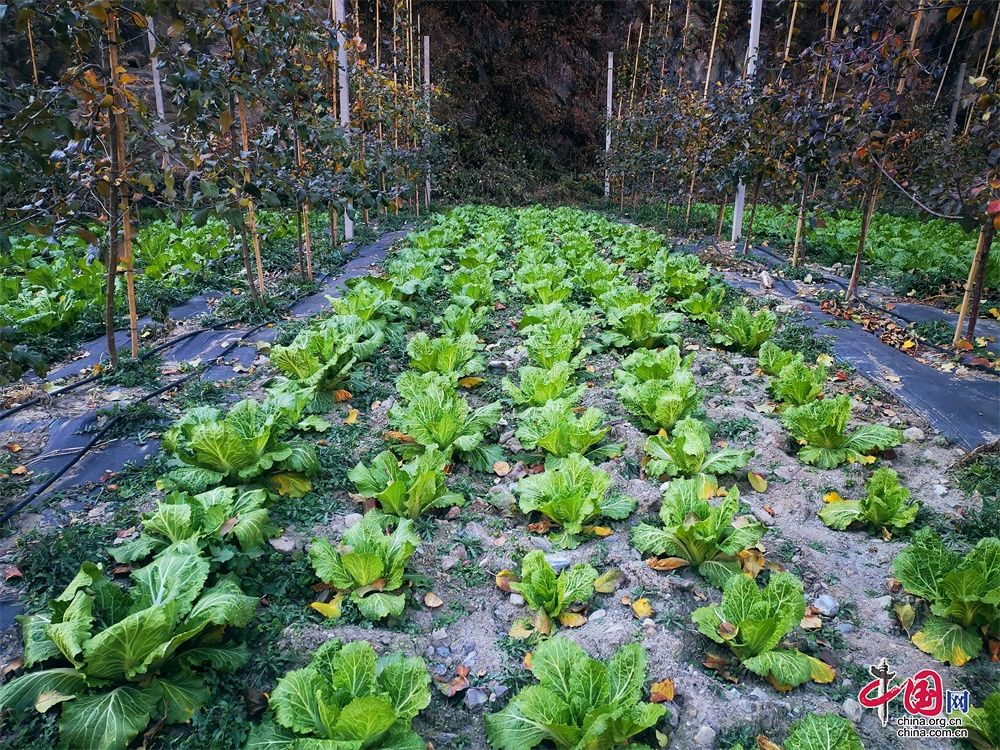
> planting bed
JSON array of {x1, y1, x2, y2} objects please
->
[{"x1": 0, "y1": 206, "x2": 996, "y2": 750}]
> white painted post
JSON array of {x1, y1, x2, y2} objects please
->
[
  {"x1": 335, "y1": 0, "x2": 354, "y2": 240},
  {"x1": 423, "y1": 34, "x2": 431, "y2": 207},
  {"x1": 731, "y1": 0, "x2": 762, "y2": 243},
  {"x1": 605, "y1": 51, "x2": 613, "y2": 200}
]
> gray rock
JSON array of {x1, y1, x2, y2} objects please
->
[
  {"x1": 739, "y1": 700, "x2": 753, "y2": 713},
  {"x1": 432, "y1": 664, "x2": 447, "y2": 677},
  {"x1": 544, "y1": 554, "x2": 571, "y2": 572},
  {"x1": 493, "y1": 684, "x2": 509, "y2": 698},
  {"x1": 835, "y1": 623, "x2": 855, "y2": 635},
  {"x1": 441, "y1": 554, "x2": 462, "y2": 572},
  {"x1": 813, "y1": 594, "x2": 840, "y2": 617},
  {"x1": 435, "y1": 646, "x2": 451, "y2": 657},
  {"x1": 872, "y1": 595, "x2": 893, "y2": 610},
  {"x1": 462, "y1": 522, "x2": 493, "y2": 548},
  {"x1": 933, "y1": 484, "x2": 948, "y2": 496},
  {"x1": 509, "y1": 593, "x2": 525, "y2": 606},
  {"x1": 431, "y1": 628, "x2": 448, "y2": 642},
  {"x1": 343, "y1": 513, "x2": 364, "y2": 528},
  {"x1": 843, "y1": 698, "x2": 863, "y2": 724},
  {"x1": 660, "y1": 700, "x2": 680, "y2": 727},
  {"x1": 462, "y1": 652, "x2": 477, "y2": 668},
  {"x1": 750, "y1": 687, "x2": 769, "y2": 702},
  {"x1": 902, "y1": 427, "x2": 925, "y2": 441},
  {"x1": 529, "y1": 536, "x2": 553, "y2": 552},
  {"x1": 269, "y1": 536, "x2": 300, "y2": 554},
  {"x1": 774, "y1": 465, "x2": 797, "y2": 480},
  {"x1": 590, "y1": 609, "x2": 606, "y2": 621},
  {"x1": 667, "y1": 576, "x2": 695, "y2": 590},
  {"x1": 464, "y1": 688, "x2": 488, "y2": 709},
  {"x1": 727, "y1": 688, "x2": 740, "y2": 702},
  {"x1": 693, "y1": 725, "x2": 717, "y2": 746},
  {"x1": 488, "y1": 360, "x2": 511, "y2": 372}
]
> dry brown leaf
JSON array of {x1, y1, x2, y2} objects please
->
[
  {"x1": 646, "y1": 557, "x2": 691, "y2": 572},
  {"x1": 702, "y1": 654, "x2": 727, "y2": 673},
  {"x1": 382, "y1": 430, "x2": 415, "y2": 443},
  {"x1": 893, "y1": 602, "x2": 915, "y2": 633},
  {"x1": 768, "y1": 673, "x2": 795, "y2": 692},
  {"x1": 5, "y1": 444, "x2": 21, "y2": 453},
  {"x1": 333, "y1": 389, "x2": 353, "y2": 402},
  {"x1": 457, "y1": 377, "x2": 485, "y2": 388},
  {"x1": 424, "y1": 592, "x2": 443, "y2": 608},
  {"x1": 343, "y1": 409, "x2": 359, "y2": 425},
  {"x1": 3, "y1": 657, "x2": 22, "y2": 676},
  {"x1": 495, "y1": 570, "x2": 519, "y2": 593},
  {"x1": 508, "y1": 620, "x2": 533, "y2": 639},
  {"x1": 649, "y1": 678, "x2": 675, "y2": 703},
  {"x1": 886, "y1": 577, "x2": 901, "y2": 592},
  {"x1": 631, "y1": 598, "x2": 654, "y2": 618},
  {"x1": 527, "y1": 520, "x2": 553, "y2": 534},
  {"x1": 533, "y1": 608, "x2": 553, "y2": 636},
  {"x1": 738, "y1": 548, "x2": 766, "y2": 578},
  {"x1": 218, "y1": 515, "x2": 239, "y2": 538},
  {"x1": 800, "y1": 614, "x2": 823, "y2": 629},
  {"x1": 437, "y1": 665, "x2": 470, "y2": 697},
  {"x1": 756, "y1": 736, "x2": 783, "y2": 750},
  {"x1": 492, "y1": 461, "x2": 511, "y2": 476},
  {"x1": 557, "y1": 612, "x2": 588, "y2": 628},
  {"x1": 10, "y1": 465, "x2": 27, "y2": 476},
  {"x1": 3, "y1": 567, "x2": 22, "y2": 580}
]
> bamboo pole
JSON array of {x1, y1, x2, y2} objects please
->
[
  {"x1": 27, "y1": 19, "x2": 39, "y2": 86},
  {"x1": 423, "y1": 33, "x2": 430, "y2": 206},
  {"x1": 966, "y1": 226, "x2": 994, "y2": 341},
  {"x1": 965, "y1": 7, "x2": 1000, "y2": 136},
  {"x1": 934, "y1": 4, "x2": 967, "y2": 104},
  {"x1": 846, "y1": 184, "x2": 879, "y2": 301},
  {"x1": 819, "y1": 0, "x2": 842, "y2": 102},
  {"x1": 791, "y1": 180, "x2": 808, "y2": 268},
  {"x1": 741, "y1": 169, "x2": 766, "y2": 254},
  {"x1": 237, "y1": 96, "x2": 265, "y2": 296},
  {"x1": 104, "y1": 16, "x2": 122, "y2": 368},
  {"x1": 896, "y1": 0, "x2": 925, "y2": 97},
  {"x1": 628, "y1": 23, "x2": 643, "y2": 113},
  {"x1": 702, "y1": 0, "x2": 723, "y2": 101},
  {"x1": 954, "y1": 226, "x2": 989, "y2": 344},
  {"x1": 946, "y1": 62, "x2": 966, "y2": 141}
]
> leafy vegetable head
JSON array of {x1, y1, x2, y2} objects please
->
[
  {"x1": 515, "y1": 398, "x2": 622, "y2": 461},
  {"x1": 406, "y1": 331, "x2": 484, "y2": 379},
  {"x1": 524, "y1": 306, "x2": 592, "y2": 369},
  {"x1": 784, "y1": 713, "x2": 864, "y2": 750},
  {"x1": 509, "y1": 551, "x2": 598, "y2": 632},
  {"x1": 770, "y1": 361, "x2": 827, "y2": 406},
  {"x1": 348, "y1": 448, "x2": 464, "y2": 519},
  {"x1": 446, "y1": 265, "x2": 495, "y2": 308},
  {"x1": 676, "y1": 285, "x2": 725, "y2": 320},
  {"x1": 818, "y1": 467, "x2": 918, "y2": 534},
  {"x1": 601, "y1": 305, "x2": 683, "y2": 350},
  {"x1": 782, "y1": 395, "x2": 902, "y2": 469},
  {"x1": 691, "y1": 573, "x2": 834, "y2": 689},
  {"x1": 110, "y1": 487, "x2": 277, "y2": 564},
  {"x1": 308, "y1": 511, "x2": 421, "y2": 621},
  {"x1": 516, "y1": 453, "x2": 636, "y2": 549},
  {"x1": 617, "y1": 370, "x2": 702, "y2": 433},
  {"x1": 438, "y1": 303, "x2": 487, "y2": 336},
  {"x1": 644, "y1": 418, "x2": 754, "y2": 482},
  {"x1": 709, "y1": 306, "x2": 777, "y2": 353},
  {"x1": 649, "y1": 251, "x2": 711, "y2": 299},
  {"x1": 502, "y1": 362, "x2": 585, "y2": 407},
  {"x1": 485, "y1": 637, "x2": 665, "y2": 750},
  {"x1": 247, "y1": 639, "x2": 430, "y2": 750},
  {"x1": 758, "y1": 340, "x2": 804, "y2": 377},
  {"x1": 160, "y1": 397, "x2": 319, "y2": 497},
  {"x1": 3, "y1": 542, "x2": 256, "y2": 750},
  {"x1": 614, "y1": 345, "x2": 694, "y2": 387},
  {"x1": 632, "y1": 478, "x2": 763, "y2": 585},
  {"x1": 951, "y1": 690, "x2": 1000, "y2": 750},
  {"x1": 515, "y1": 262, "x2": 573, "y2": 304},
  {"x1": 892, "y1": 528, "x2": 1000, "y2": 665}
]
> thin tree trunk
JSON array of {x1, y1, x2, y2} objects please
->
[
  {"x1": 329, "y1": 203, "x2": 338, "y2": 249},
  {"x1": 742, "y1": 170, "x2": 766, "y2": 254},
  {"x1": 104, "y1": 15, "x2": 122, "y2": 367},
  {"x1": 228, "y1": 93, "x2": 261, "y2": 307},
  {"x1": 966, "y1": 226, "x2": 994, "y2": 341},
  {"x1": 296, "y1": 201, "x2": 306, "y2": 280},
  {"x1": 714, "y1": 194, "x2": 728, "y2": 240},
  {"x1": 237, "y1": 95, "x2": 265, "y2": 297},
  {"x1": 955, "y1": 225, "x2": 991, "y2": 344},
  {"x1": 847, "y1": 183, "x2": 878, "y2": 301}
]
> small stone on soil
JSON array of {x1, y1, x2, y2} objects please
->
[
  {"x1": 902, "y1": 427, "x2": 925, "y2": 441},
  {"x1": 813, "y1": 594, "x2": 840, "y2": 617},
  {"x1": 693, "y1": 725, "x2": 717, "y2": 746},
  {"x1": 842, "y1": 698, "x2": 863, "y2": 723}
]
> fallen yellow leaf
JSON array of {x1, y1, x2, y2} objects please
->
[
  {"x1": 646, "y1": 557, "x2": 690, "y2": 572},
  {"x1": 5, "y1": 444, "x2": 21, "y2": 453},
  {"x1": 585, "y1": 365, "x2": 596, "y2": 373},
  {"x1": 800, "y1": 614, "x2": 822, "y2": 629},
  {"x1": 333, "y1": 389, "x2": 353, "y2": 402},
  {"x1": 747, "y1": 471, "x2": 767, "y2": 493},
  {"x1": 493, "y1": 461, "x2": 511, "y2": 476},
  {"x1": 823, "y1": 491, "x2": 843, "y2": 504},
  {"x1": 310, "y1": 594, "x2": 345, "y2": 619},
  {"x1": 817, "y1": 354, "x2": 834, "y2": 366},
  {"x1": 457, "y1": 376, "x2": 485, "y2": 388},
  {"x1": 496, "y1": 570, "x2": 518, "y2": 593},
  {"x1": 508, "y1": 620, "x2": 533, "y2": 639},
  {"x1": 10, "y1": 465, "x2": 27, "y2": 476},
  {"x1": 631, "y1": 597, "x2": 654, "y2": 618},
  {"x1": 557, "y1": 612, "x2": 588, "y2": 628},
  {"x1": 649, "y1": 678, "x2": 675, "y2": 702},
  {"x1": 343, "y1": 409, "x2": 359, "y2": 425},
  {"x1": 901, "y1": 340, "x2": 915, "y2": 350},
  {"x1": 593, "y1": 569, "x2": 625, "y2": 593}
]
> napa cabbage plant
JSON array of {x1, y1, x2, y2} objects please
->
[
  {"x1": 515, "y1": 398, "x2": 624, "y2": 461},
  {"x1": 406, "y1": 332, "x2": 484, "y2": 379},
  {"x1": 709, "y1": 306, "x2": 777, "y2": 353},
  {"x1": 601, "y1": 306, "x2": 683, "y2": 350},
  {"x1": 818, "y1": 467, "x2": 918, "y2": 534},
  {"x1": 1, "y1": 542, "x2": 257, "y2": 750},
  {"x1": 617, "y1": 370, "x2": 702, "y2": 433},
  {"x1": 447, "y1": 265, "x2": 494, "y2": 308},
  {"x1": 950, "y1": 690, "x2": 1000, "y2": 750},
  {"x1": 508, "y1": 551, "x2": 598, "y2": 634},
  {"x1": 246, "y1": 639, "x2": 430, "y2": 750},
  {"x1": 757, "y1": 340, "x2": 804, "y2": 377},
  {"x1": 782, "y1": 395, "x2": 902, "y2": 469},
  {"x1": 267, "y1": 315, "x2": 384, "y2": 412},
  {"x1": 515, "y1": 262, "x2": 573, "y2": 304},
  {"x1": 577, "y1": 259, "x2": 623, "y2": 298},
  {"x1": 524, "y1": 313, "x2": 591, "y2": 369},
  {"x1": 110, "y1": 486, "x2": 276, "y2": 564},
  {"x1": 770, "y1": 361, "x2": 827, "y2": 406},
  {"x1": 515, "y1": 453, "x2": 636, "y2": 549},
  {"x1": 649, "y1": 251, "x2": 711, "y2": 299},
  {"x1": 892, "y1": 529, "x2": 1000, "y2": 665},
  {"x1": 332, "y1": 276, "x2": 414, "y2": 327},
  {"x1": 348, "y1": 448, "x2": 464, "y2": 519},
  {"x1": 691, "y1": 573, "x2": 836, "y2": 689},
  {"x1": 613, "y1": 345, "x2": 694, "y2": 387},
  {"x1": 502, "y1": 362, "x2": 586, "y2": 407},
  {"x1": 387, "y1": 379, "x2": 502, "y2": 470},
  {"x1": 159, "y1": 397, "x2": 319, "y2": 497},
  {"x1": 485, "y1": 637, "x2": 665, "y2": 750},
  {"x1": 676, "y1": 285, "x2": 725, "y2": 320},
  {"x1": 308, "y1": 511, "x2": 421, "y2": 621},
  {"x1": 745, "y1": 714, "x2": 863, "y2": 750},
  {"x1": 644, "y1": 418, "x2": 754, "y2": 482},
  {"x1": 438, "y1": 303, "x2": 487, "y2": 336},
  {"x1": 632, "y1": 478, "x2": 763, "y2": 585}
]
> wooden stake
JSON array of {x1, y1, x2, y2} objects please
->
[
  {"x1": 104, "y1": 17, "x2": 121, "y2": 368},
  {"x1": 934, "y1": 4, "x2": 967, "y2": 104},
  {"x1": 946, "y1": 62, "x2": 966, "y2": 141},
  {"x1": 237, "y1": 95, "x2": 265, "y2": 297},
  {"x1": 966, "y1": 225, "x2": 994, "y2": 341},
  {"x1": 896, "y1": 0, "x2": 925, "y2": 97},
  {"x1": 791, "y1": 179, "x2": 808, "y2": 268},
  {"x1": 110, "y1": 36, "x2": 138, "y2": 357},
  {"x1": 702, "y1": 0, "x2": 723, "y2": 101},
  {"x1": 714, "y1": 193, "x2": 728, "y2": 240},
  {"x1": 954, "y1": 225, "x2": 989, "y2": 345},
  {"x1": 27, "y1": 19, "x2": 39, "y2": 86},
  {"x1": 742, "y1": 169, "x2": 765, "y2": 254},
  {"x1": 847, "y1": 183, "x2": 878, "y2": 301}
]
